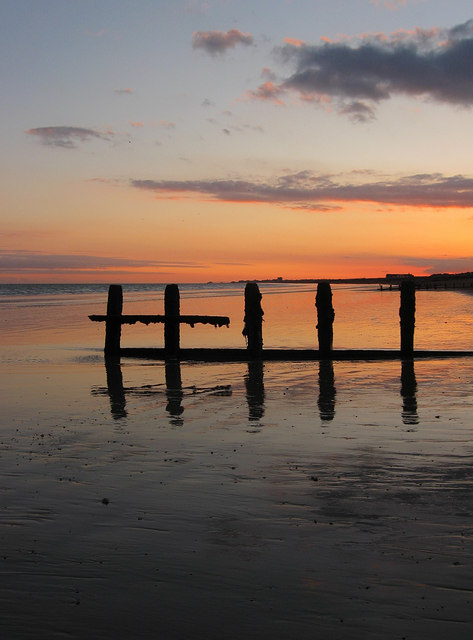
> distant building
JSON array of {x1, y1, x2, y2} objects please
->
[{"x1": 385, "y1": 273, "x2": 414, "y2": 282}]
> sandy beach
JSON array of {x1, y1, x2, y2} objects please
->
[{"x1": 2, "y1": 350, "x2": 473, "y2": 639}]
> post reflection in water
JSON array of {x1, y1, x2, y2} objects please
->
[
  {"x1": 104, "y1": 356, "x2": 127, "y2": 419},
  {"x1": 400, "y1": 359, "x2": 418, "y2": 425},
  {"x1": 318, "y1": 360, "x2": 336, "y2": 422},
  {"x1": 245, "y1": 360, "x2": 265, "y2": 421},
  {"x1": 164, "y1": 361, "x2": 184, "y2": 426},
  {"x1": 100, "y1": 357, "x2": 417, "y2": 427},
  {"x1": 100, "y1": 359, "x2": 231, "y2": 426}
]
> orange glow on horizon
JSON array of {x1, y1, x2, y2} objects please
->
[{"x1": 0, "y1": 258, "x2": 446, "y2": 285}]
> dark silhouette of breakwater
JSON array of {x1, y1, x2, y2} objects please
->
[{"x1": 89, "y1": 281, "x2": 473, "y2": 361}]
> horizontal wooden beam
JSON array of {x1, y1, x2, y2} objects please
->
[{"x1": 89, "y1": 314, "x2": 230, "y2": 328}]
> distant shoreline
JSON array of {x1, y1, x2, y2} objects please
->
[
  {"x1": 1, "y1": 270, "x2": 473, "y2": 289},
  {"x1": 234, "y1": 271, "x2": 473, "y2": 289}
]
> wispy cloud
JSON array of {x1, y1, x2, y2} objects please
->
[
  {"x1": 245, "y1": 81, "x2": 285, "y2": 105},
  {"x1": 25, "y1": 126, "x2": 113, "y2": 149},
  {"x1": 186, "y1": 0, "x2": 211, "y2": 15},
  {"x1": 248, "y1": 19, "x2": 473, "y2": 120},
  {"x1": 192, "y1": 29, "x2": 254, "y2": 55},
  {"x1": 370, "y1": 0, "x2": 425, "y2": 10},
  {"x1": 159, "y1": 120, "x2": 176, "y2": 130},
  {"x1": 283, "y1": 37, "x2": 305, "y2": 47},
  {"x1": 314, "y1": 252, "x2": 473, "y2": 275},
  {"x1": 85, "y1": 29, "x2": 107, "y2": 38},
  {"x1": 130, "y1": 171, "x2": 473, "y2": 209},
  {"x1": 399, "y1": 255, "x2": 473, "y2": 274},
  {"x1": 338, "y1": 101, "x2": 376, "y2": 122},
  {"x1": 0, "y1": 250, "x2": 206, "y2": 271}
]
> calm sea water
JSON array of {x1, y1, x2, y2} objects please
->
[{"x1": 0, "y1": 282, "x2": 472, "y2": 360}]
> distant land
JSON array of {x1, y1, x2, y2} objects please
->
[{"x1": 228, "y1": 271, "x2": 473, "y2": 289}]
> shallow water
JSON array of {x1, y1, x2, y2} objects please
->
[{"x1": 1, "y1": 285, "x2": 473, "y2": 638}]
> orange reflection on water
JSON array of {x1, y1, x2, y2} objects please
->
[{"x1": 1, "y1": 284, "x2": 471, "y2": 352}]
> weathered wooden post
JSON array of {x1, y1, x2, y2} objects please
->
[
  {"x1": 243, "y1": 283, "x2": 263, "y2": 358},
  {"x1": 164, "y1": 284, "x2": 180, "y2": 358},
  {"x1": 315, "y1": 280, "x2": 334, "y2": 355},
  {"x1": 104, "y1": 284, "x2": 123, "y2": 355},
  {"x1": 400, "y1": 279, "x2": 415, "y2": 357}
]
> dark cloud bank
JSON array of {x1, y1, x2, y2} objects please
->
[
  {"x1": 249, "y1": 19, "x2": 473, "y2": 120},
  {"x1": 131, "y1": 171, "x2": 473, "y2": 209}
]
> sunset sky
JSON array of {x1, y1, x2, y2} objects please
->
[{"x1": 2, "y1": 0, "x2": 473, "y2": 283}]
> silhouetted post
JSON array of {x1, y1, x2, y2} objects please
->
[
  {"x1": 104, "y1": 284, "x2": 123, "y2": 355},
  {"x1": 243, "y1": 283, "x2": 263, "y2": 358},
  {"x1": 164, "y1": 284, "x2": 180, "y2": 358},
  {"x1": 315, "y1": 281, "x2": 334, "y2": 355},
  {"x1": 400, "y1": 279, "x2": 415, "y2": 356}
]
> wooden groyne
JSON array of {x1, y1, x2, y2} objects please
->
[
  {"x1": 89, "y1": 281, "x2": 473, "y2": 361},
  {"x1": 90, "y1": 283, "x2": 230, "y2": 358}
]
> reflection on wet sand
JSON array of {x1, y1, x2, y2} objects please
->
[
  {"x1": 96, "y1": 359, "x2": 419, "y2": 426},
  {"x1": 164, "y1": 361, "x2": 184, "y2": 426},
  {"x1": 104, "y1": 356, "x2": 127, "y2": 419},
  {"x1": 318, "y1": 360, "x2": 336, "y2": 422},
  {"x1": 245, "y1": 360, "x2": 265, "y2": 421},
  {"x1": 400, "y1": 360, "x2": 418, "y2": 425},
  {"x1": 94, "y1": 359, "x2": 232, "y2": 425}
]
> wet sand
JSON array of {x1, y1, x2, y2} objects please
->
[{"x1": 1, "y1": 356, "x2": 473, "y2": 639}]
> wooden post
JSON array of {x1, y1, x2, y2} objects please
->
[
  {"x1": 400, "y1": 279, "x2": 415, "y2": 356},
  {"x1": 164, "y1": 284, "x2": 180, "y2": 358},
  {"x1": 243, "y1": 283, "x2": 263, "y2": 358},
  {"x1": 104, "y1": 284, "x2": 123, "y2": 355},
  {"x1": 315, "y1": 280, "x2": 334, "y2": 355}
]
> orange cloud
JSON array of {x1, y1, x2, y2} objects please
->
[
  {"x1": 283, "y1": 37, "x2": 305, "y2": 47},
  {"x1": 244, "y1": 81, "x2": 285, "y2": 105}
]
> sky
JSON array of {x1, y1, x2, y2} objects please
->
[{"x1": 2, "y1": 0, "x2": 473, "y2": 283}]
